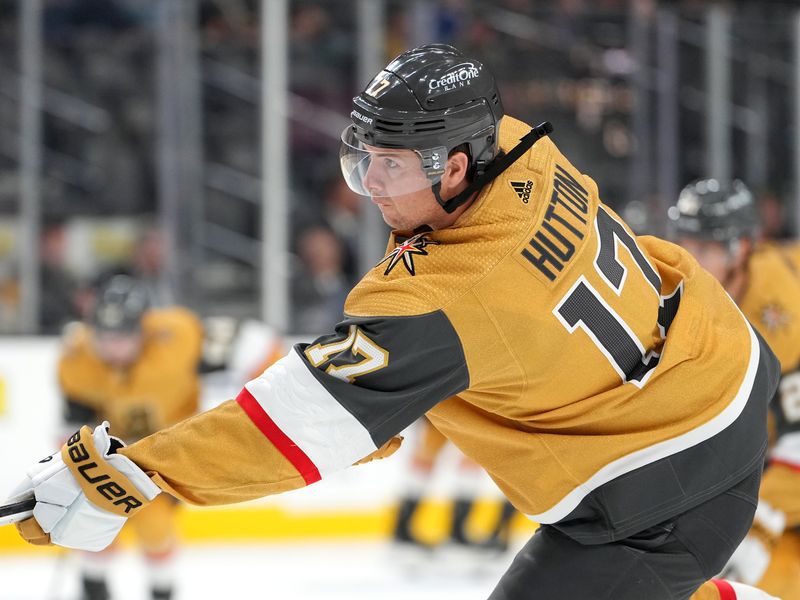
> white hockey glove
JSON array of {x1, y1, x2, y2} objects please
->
[
  {"x1": 721, "y1": 500, "x2": 786, "y2": 586},
  {"x1": 5, "y1": 422, "x2": 160, "y2": 551}
]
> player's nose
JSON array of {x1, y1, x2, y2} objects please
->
[{"x1": 362, "y1": 159, "x2": 385, "y2": 196}]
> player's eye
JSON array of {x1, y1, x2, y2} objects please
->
[{"x1": 383, "y1": 157, "x2": 399, "y2": 169}]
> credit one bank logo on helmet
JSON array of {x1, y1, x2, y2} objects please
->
[{"x1": 428, "y1": 63, "x2": 480, "y2": 95}]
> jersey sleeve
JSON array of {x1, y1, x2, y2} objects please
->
[{"x1": 120, "y1": 312, "x2": 469, "y2": 505}]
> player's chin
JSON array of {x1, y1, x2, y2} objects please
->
[
  {"x1": 381, "y1": 215, "x2": 402, "y2": 229},
  {"x1": 377, "y1": 205, "x2": 402, "y2": 228}
]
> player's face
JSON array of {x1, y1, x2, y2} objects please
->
[
  {"x1": 360, "y1": 147, "x2": 441, "y2": 230},
  {"x1": 678, "y1": 238, "x2": 732, "y2": 282},
  {"x1": 93, "y1": 331, "x2": 143, "y2": 368},
  {"x1": 361, "y1": 146, "x2": 472, "y2": 231}
]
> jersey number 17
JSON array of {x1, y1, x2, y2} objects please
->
[{"x1": 554, "y1": 206, "x2": 681, "y2": 388}]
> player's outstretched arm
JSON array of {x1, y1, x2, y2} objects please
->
[
  {"x1": 3, "y1": 397, "x2": 320, "y2": 552},
  {"x1": 120, "y1": 398, "x2": 326, "y2": 505},
  {"x1": 6, "y1": 395, "x2": 397, "y2": 552},
  {"x1": 6, "y1": 313, "x2": 468, "y2": 550}
]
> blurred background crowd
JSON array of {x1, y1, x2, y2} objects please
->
[{"x1": 0, "y1": 0, "x2": 797, "y2": 337}]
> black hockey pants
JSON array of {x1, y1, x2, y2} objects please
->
[{"x1": 488, "y1": 466, "x2": 761, "y2": 600}]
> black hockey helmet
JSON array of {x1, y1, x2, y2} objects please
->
[
  {"x1": 341, "y1": 44, "x2": 504, "y2": 202},
  {"x1": 90, "y1": 275, "x2": 149, "y2": 334},
  {"x1": 668, "y1": 179, "x2": 758, "y2": 243}
]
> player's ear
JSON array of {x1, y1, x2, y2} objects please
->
[{"x1": 442, "y1": 151, "x2": 470, "y2": 190}]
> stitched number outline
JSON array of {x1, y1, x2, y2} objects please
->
[
  {"x1": 554, "y1": 207, "x2": 681, "y2": 388},
  {"x1": 305, "y1": 325, "x2": 389, "y2": 383}
]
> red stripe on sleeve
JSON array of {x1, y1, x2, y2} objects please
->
[
  {"x1": 236, "y1": 387, "x2": 322, "y2": 485},
  {"x1": 710, "y1": 579, "x2": 737, "y2": 600}
]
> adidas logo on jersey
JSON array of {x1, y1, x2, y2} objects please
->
[{"x1": 510, "y1": 180, "x2": 533, "y2": 203}]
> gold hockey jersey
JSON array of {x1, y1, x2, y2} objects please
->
[
  {"x1": 60, "y1": 307, "x2": 203, "y2": 442},
  {"x1": 738, "y1": 242, "x2": 800, "y2": 527},
  {"x1": 740, "y1": 242, "x2": 800, "y2": 376},
  {"x1": 122, "y1": 117, "x2": 779, "y2": 542}
]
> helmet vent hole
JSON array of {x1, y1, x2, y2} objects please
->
[
  {"x1": 413, "y1": 119, "x2": 446, "y2": 132},
  {"x1": 374, "y1": 118, "x2": 405, "y2": 133},
  {"x1": 375, "y1": 125, "x2": 403, "y2": 133}
]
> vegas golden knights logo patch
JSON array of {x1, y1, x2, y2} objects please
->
[
  {"x1": 761, "y1": 303, "x2": 790, "y2": 331},
  {"x1": 510, "y1": 180, "x2": 533, "y2": 203},
  {"x1": 376, "y1": 232, "x2": 439, "y2": 276}
]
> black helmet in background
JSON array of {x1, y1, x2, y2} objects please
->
[
  {"x1": 668, "y1": 179, "x2": 759, "y2": 245},
  {"x1": 340, "y1": 44, "x2": 504, "y2": 199},
  {"x1": 90, "y1": 275, "x2": 149, "y2": 334}
]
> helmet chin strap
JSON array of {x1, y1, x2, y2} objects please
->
[{"x1": 432, "y1": 122, "x2": 553, "y2": 214}]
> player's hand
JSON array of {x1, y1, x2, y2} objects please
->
[
  {"x1": 5, "y1": 422, "x2": 160, "y2": 551},
  {"x1": 721, "y1": 500, "x2": 785, "y2": 585}
]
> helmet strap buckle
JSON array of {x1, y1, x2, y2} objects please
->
[
  {"x1": 420, "y1": 147, "x2": 448, "y2": 178},
  {"x1": 474, "y1": 159, "x2": 489, "y2": 179},
  {"x1": 434, "y1": 121, "x2": 554, "y2": 215}
]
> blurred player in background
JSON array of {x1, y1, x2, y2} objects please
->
[
  {"x1": 9, "y1": 44, "x2": 781, "y2": 600},
  {"x1": 58, "y1": 275, "x2": 203, "y2": 600},
  {"x1": 670, "y1": 179, "x2": 800, "y2": 600},
  {"x1": 199, "y1": 314, "x2": 285, "y2": 408},
  {"x1": 393, "y1": 417, "x2": 516, "y2": 554}
]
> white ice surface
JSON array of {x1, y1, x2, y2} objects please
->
[{"x1": 0, "y1": 540, "x2": 521, "y2": 600}]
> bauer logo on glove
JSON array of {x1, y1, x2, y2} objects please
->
[
  {"x1": 63, "y1": 426, "x2": 147, "y2": 515},
  {"x1": 1, "y1": 421, "x2": 161, "y2": 551}
]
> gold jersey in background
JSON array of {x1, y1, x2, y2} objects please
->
[
  {"x1": 59, "y1": 307, "x2": 203, "y2": 442},
  {"x1": 741, "y1": 241, "x2": 800, "y2": 489},
  {"x1": 741, "y1": 242, "x2": 800, "y2": 376},
  {"x1": 732, "y1": 241, "x2": 800, "y2": 599}
]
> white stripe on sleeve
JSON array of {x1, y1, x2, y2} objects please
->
[{"x1": 243, "y1": 349, "x2": 378, "y2": 477}]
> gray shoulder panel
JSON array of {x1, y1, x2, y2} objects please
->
[{"x1": 294, "y1": 311, "x2": 469, "y2": 447}]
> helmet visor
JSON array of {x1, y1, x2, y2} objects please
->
[{"x1": 339, "y1": 127, "x2": 447, "y2": 198}]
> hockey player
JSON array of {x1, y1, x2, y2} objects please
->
[
  {"x1": 671, "y1": 179, "x2": 800, "y2": 600},
  {"x1": 6, "y1": 45, "x2": 781, "y2": 600},
  {"x1": 58, "y1": 276, "x2": 203, "y2": 600}
]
